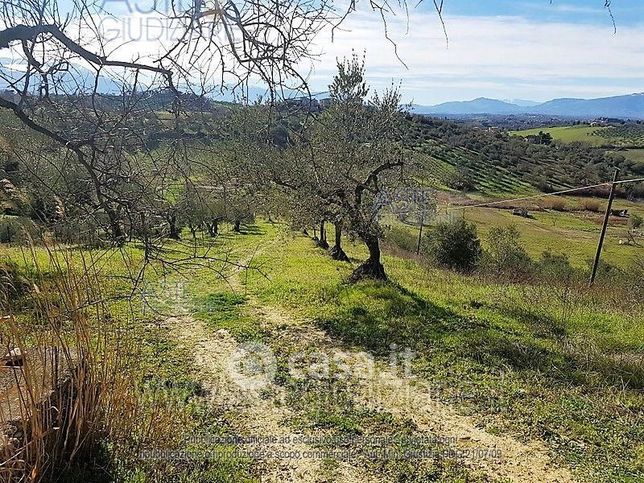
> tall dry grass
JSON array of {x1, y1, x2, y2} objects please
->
[{"x1": 0, "y1": 246, "x2": 180, "y2": 481}]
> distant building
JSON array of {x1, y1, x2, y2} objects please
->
[{"x1": 282, "y1": 96, "x2": 321, "y2": 112}]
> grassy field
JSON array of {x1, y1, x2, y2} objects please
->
[
  {"x1": 213, "y1": 221, "x2": 643, "y2": 481},
  {"x1": 511, "y1": 124, "x2": 644, "y2": 149},
  {"x1": 383, "y1": 196, "x2": 644, "y2": 269},
  {"x1": 620, "y1": 148, "x2": 644, "y2": 163},
  {"x1": 3, "y1": 214, "x2": 643, "y2": 481},
  {"x1": 510, "y1": 126, "x2": 609, "y2": 146}
]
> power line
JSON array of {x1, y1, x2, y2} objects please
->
[{"x1": 446, "y1": 177, "x2": 644, "y2": 211}]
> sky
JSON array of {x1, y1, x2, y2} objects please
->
[
  {"x1": 304, "y1": 0, "x2": 644, "y2": 104},
  {"x1": 3, "y1": 0, "x2": 644, "y2": 105}
]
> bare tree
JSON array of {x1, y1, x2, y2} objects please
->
[{"x1": 0, "y1": 0, "x2": 344, "y2": 250}]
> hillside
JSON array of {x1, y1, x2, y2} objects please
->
[
  {"x1": 414, "y1": 93, "x2": 644, "y2": 119},
  {"x1": 404, "y1": 116, "x2": 644, "y2": 197}
]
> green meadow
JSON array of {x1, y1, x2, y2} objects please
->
[{"x1": 510, "y1": 126, "x2": 608, "y2": 145}]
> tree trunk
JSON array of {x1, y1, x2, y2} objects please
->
[
  {"x1": 207, "y1": 219, "x2": 219, "y2": 237},
  {"x1": 330, "y1": 221, "x2": 350, "y2": 262},
  {"x1": 350, "y1": 232, "x2": 386, "y2": 282},
  {"x1": 106, "y1": 207, "x2": 126, "y2": 247},
  {"x1": 317, "y1": 220, "x2": 329, "y2": 249},
  {"x1": 168, "y1": 214, "x2": 180, "y2": 240},
  {"x1": 233, "y1": 219, "x2": 241, "y2": 232}
]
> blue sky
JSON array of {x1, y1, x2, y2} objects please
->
[
  {"x1": 299, "y1": 0, "x2": 644, "y2": 104},
  {"x1": 423, "y1": 0, "x2": 644, "y2": 27},
  {"x1": 6, "y1": 1, "x2": 644, "y2": 104}
]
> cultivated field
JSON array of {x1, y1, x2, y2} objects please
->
[{"x1": 510, "y1": 126, "x2": 609, "y2": 146}]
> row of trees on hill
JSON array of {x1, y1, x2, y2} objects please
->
[
  {"x1": 0, "y1": 0, "x2": 427, "y2": 282},
  {"x1": 1, "y1": 54, "x2": 413, "y2": 281},
  {"x1": 405, "y1": 116, "x2": 644, "y2": 198}
]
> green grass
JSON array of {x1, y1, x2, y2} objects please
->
[
  {"x1": 1, "y1": 228, "x2": 260, "y2": 482},
  {"x1": 384, "y1": 198, "x2": 644, "y2": 269},
  {"x1": 232, "y1": 221, "x2": 644, "y2": 482},
  {"x1": 512, "y1": 124, "x2": 644, "y2": 149},
  {"x1": 510, "y1": 125, "x2": 609, "y2": 146},
  {"x1": 4, "y1": 219, "x2": 643, "y2": 481}
]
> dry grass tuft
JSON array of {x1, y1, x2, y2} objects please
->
[{"x1": 0, "y1": 246, "x2": 180, "y2": 481}]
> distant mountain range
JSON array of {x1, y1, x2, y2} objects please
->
[{"x1": 412, "y1": 93, "x2": 644, "y2": 119}]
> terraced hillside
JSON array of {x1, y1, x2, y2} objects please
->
[{"x1": 405, "y1": 116, "x2": 643, "y2": 197}]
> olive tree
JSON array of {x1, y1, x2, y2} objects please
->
[{"x1": 263, "y1": 55, "x2": 407, "y2": 280}]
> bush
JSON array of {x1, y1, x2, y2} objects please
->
[
  {"x1": 52, "y1": 218, "x2": 106, "y2": 247},
  {"x1": 0, "y1": 260, "x2": 30, "y2": 304},
  {"x1": 548, "y1": 198, "x2": 567, "y2": 211},
  {"x1": 424, "y1": 217, "x2": 481, "y2": 271},
  {"x1": 582, "y1": 200, "x2": 601, "y2": 213},
  {"x1": 384, "y1": 226, "x2": 417, "y2": 252},
  {"x1": 482, "y1": 225, "x2": 532, "y2": 277},
  {"x1": 445, "y1": 169, "x2": 475, "y2": 192},
  {"x1": 537, "y1": 250, "x2": 577, "y2": 281},
  {"x1": 630, "y1": 213, "x2": 643, "y2": 230},
  {"x1": 0, "y1": 216, "x2": 39, "y2": 244}
]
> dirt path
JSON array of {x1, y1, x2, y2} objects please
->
[
  {"x1": 165, "y1": 237, "x2": 575, "y2": 482},
  {"x1": 163, "y1": 268, "x2": 372, "y2": 482}
]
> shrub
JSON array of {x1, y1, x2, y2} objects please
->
[
  {"x1": 445, "y1": 169, "x2": 475, "y2": 192},
  {"x1": 482, "y1": 225, "x2": 532, "y2": 277},
  {"x1": 424, "y1": 217, "x2": 481, "y2": 271},
  {"x1": 548, "y1": 198, "x2": 567, "y2": 211},
  {"x1": 52, "y1": 218, "x2": 105, "y2": 247},
  {"x1": 537, "y1": 250, "x2": 577, "y2": 281},
  {"x1": 630, "y1": 213, "x2": 643, "y2": 230},
  {"x1": 582, "y1": 200, "x2": 601, "y2": 213},
  {"x1": 384, "y1": 226, "x2": 417, "y2": 253},
  {"x1": 0, "y1": 260, "x2": 30, "y2": 304},
  {"x1": 0, "y1": 216, "x2": 39, "y2": 244}
]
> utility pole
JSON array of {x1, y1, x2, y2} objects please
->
[{"x1": 589, "y1": 168, "x2": 620, "y2": 286}]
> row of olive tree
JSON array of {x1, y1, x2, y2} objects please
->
[{"x1": 221, "y1": 55, "x2": 410, "y2": 281}]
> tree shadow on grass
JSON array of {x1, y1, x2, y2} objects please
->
[
  {"x1": 315, "y1": 280, "x2": 644, "y2": 390},
  {"x1": 316, "y1": 280, "x2": 490, "y2": 357},
  {"x1": 493, "y1": 304, "x2": 567, "y2": 340},
  {"x1": 235, "y1": 223, "x2": 264, "y2": 235}
]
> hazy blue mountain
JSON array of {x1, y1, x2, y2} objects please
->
[
  {"x1": 413, "y1": 93, "x2": 644, "y2": 119},
  {"x1": 530, "y1": 93, "x2": 644, "y2": 118},
  {"x1": 412, "y1": 97, "x2": 523, "y2": 115},
  {"x1": 504, "y1": 99, "x2": 540, "y2": 107}
]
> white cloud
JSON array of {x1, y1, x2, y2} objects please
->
[
  {"x1": 3, "y1": 6, "x2": 642, "y2": 104},
  {"x1": 302, "y1": 10, "x2": 644, "y2": 104}
]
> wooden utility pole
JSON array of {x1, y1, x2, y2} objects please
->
[
  {"x1": 589, "y1": 169, "x2": 620, "y2": 286},
  {"x1": 416, "y1": 214, "x2": 424, "y2": 255}
]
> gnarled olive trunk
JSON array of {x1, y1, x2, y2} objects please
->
[
  {"x1": 105, "y1": 204, "x2": 126, "y2": 247},
  {"x1": 207, "y1": 218, "x2": 219, "y2": 237},
  {"x1": 350, "y1": 232, "x2": 386, "y2": 282},
  {"x1": 317, "y1": 220, "x2": 329, "y2": 249},
  {"x1": 167, "y1": 214, "x2": 181, "y2": 240},
  {"x1": 330, "y1": 221, "x2": 350, "y2": 262}
]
